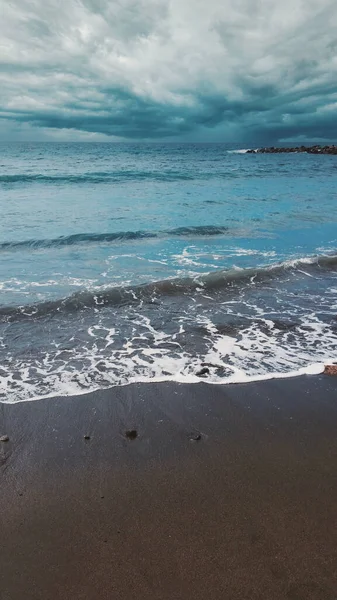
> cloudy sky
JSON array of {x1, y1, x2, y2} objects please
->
[{"x1": 1, "y1": 0, "x2": 337, "y2": 142}]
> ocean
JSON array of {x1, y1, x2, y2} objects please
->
[{"x1": 0, "y1": 142, "x2": 336, "y2": 403}]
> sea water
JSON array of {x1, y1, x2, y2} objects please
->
[{"x1": 0, "y1": 142, "x2": 336, "y2": 402}]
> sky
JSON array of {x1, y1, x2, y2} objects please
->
[{"x1": 1, "y1": 0, "x2": 337, "y2": 143}]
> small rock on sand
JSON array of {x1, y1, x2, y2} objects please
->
[
  {"x1": 0, "y1": 435, "x2": 9, "y2": 443},
  {"x1": 125, "y1": 429, "x2": 138, "y2": 440},
  {"x1": 189, "y1": 432, "x2": 202, "y2": 441},
  {"x1": 196, "y1": 367, "x2": 210, "y2": 377},
  {"x1": 324, "y1": 365, "x2": 337, "y2": 376},
  {"x1": 84, "y1": 434, "x2": 91, "y2": 440}
]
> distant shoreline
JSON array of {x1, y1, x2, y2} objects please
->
[{"x1": 246, "y1": 144, "x2": 337, "y2": 154}]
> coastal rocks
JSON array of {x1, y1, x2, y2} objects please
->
[
  {"x1": 324, "y1": 365, "x2": 337, "y2": 376},
  {"x1": 0, "y1": 435, "x2": 9, "y2": 443},
  {"x1": 246, "y1": 145, "x2": 337, "y2": 155}
]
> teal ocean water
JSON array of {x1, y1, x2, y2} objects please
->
[{"x1": 0, "y1": 142, "x2": 336, "y2": 402}]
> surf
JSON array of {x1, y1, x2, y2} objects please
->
[{"x1": 1, "y1": 252, "x2": 336, "y2": 322}]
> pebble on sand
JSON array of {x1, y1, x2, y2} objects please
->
[
  {"x1": 84, "y1": 435, "x2": 91, "y2": 440},
  {"x1": 196, "y1": 367, "x2": 210, "y2": 377},
  {"x1": 0, "y1": 435, "x2": 9, "y2": 443},
  {"x1": 125, "y1": 430, "x2": 138, "y2": 440},
  {"x1": 189, "y1": 432, "x2": 202, "y2": 441},
  {"x1": 324, "y1": 365, "x2": 337, "y2": 376}
]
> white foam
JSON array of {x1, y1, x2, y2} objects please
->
[
  {"x1": 228, "y1": 149, "x2": 252, "y2": 154},
  {"x1": 1, "y1": 310, "x2": 334, "y2": 404},
  {"x1": 1, "y1": 266, "x2": 336, "y2": 405},
  {"x1": 172, "y1": 248, "x2": 201, "y2": 267},
  {"x1": 0, "y1": 359, "x2": 329, "y2": 406}
]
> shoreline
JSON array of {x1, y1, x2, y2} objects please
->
[
  {"x1": 0, "y1": 360, "x2": 331, "y2": 406},
  {"x1": 1, "y1": 374, "x2": 337, "y2": 599}
]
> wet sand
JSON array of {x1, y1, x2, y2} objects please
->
[{"x1": 1, "y1": 375, "x2": 337, "y2": 599}]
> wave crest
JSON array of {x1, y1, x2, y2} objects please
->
[
  {"x1": 1, "y1": 253, "x2": 336, "y2": 323},
  {"x1": 0, "y1": 225, "x2": 230, "y2": 251},
  {"x1": 0, "y1": 170, "x2": 196, "y2": 184}
]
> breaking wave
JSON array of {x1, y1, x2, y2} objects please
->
[{"x1": 1, "y1": 252, "x2": 336, "y2": 322}]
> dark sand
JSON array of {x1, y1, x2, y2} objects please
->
[{"x1": 1, "y1": 375, "x2": 337, "y2": 600}]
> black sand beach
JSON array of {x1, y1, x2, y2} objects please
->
[{"x1": 1, "y1": 375, "x2": 337, "y2": 599}]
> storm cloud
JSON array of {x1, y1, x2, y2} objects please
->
[{"x1": 1, "y1": 0, "x2": 337, "y2": 141}]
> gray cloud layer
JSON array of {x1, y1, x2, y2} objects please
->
[{"x1": 1, "y1": 0, "x2": 337, "y2": 141}]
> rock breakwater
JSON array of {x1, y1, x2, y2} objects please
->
[{"x1": 246, "y1": 145, "x2": 337, "y2": 154}]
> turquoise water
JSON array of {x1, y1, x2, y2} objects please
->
[{"x1": 0, "y1": 142, "x2": 336, "y2": 402}]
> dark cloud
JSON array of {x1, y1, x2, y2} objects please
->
[{"x1": 1, "y1": 0, "x2": 337, "y2": 142}]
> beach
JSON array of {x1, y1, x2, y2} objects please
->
[
  {"x1": 2, "y1": 0, "x2": 337, "y2": 597},
  {"x1": 1, "y1": 374, "x2": 337, "y2": 599}
]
